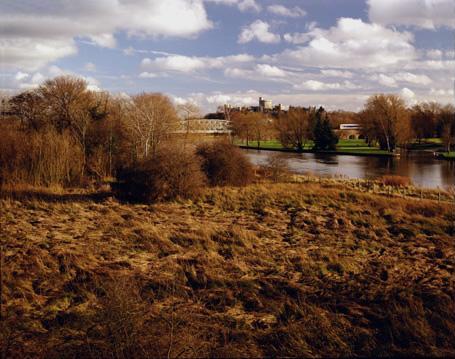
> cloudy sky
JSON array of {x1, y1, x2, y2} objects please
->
[{"x1": 0, "y1": 0, "x2": 454, "y2": 112}]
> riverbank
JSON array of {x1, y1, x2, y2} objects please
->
[
  {"x1": 238, "y1": 139, "x2": 393, "y2": 157},
  {"x1": 1, "y1": 181, "x2": 454, "y2": 357}
]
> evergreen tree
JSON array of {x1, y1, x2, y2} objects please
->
[{"x1": 313, "y1": 110, "x2": 338, "y2": 151}]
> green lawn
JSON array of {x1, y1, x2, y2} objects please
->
[
  {"x1": 237, "y1": 139, "x2": 390, "y2": 156},
  {"x1": 442, "y1": 152, "x2": 455, "y2": 159}
]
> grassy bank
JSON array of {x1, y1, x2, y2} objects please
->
[
  {"x1": 238, "y1": 139, "x2": 392, "y2": 156},
  {"x1": 441, "y1": 152, "x2": 455, "y2": 160},
  {"x1": 1, "y1": 182, "x2": 454, "y2": 357}
]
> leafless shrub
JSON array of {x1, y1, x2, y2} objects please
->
[
  {"x1": 115, "y1": 148, "x2": 206, "y2": 203},
  {"x1": 262, "y1": 153, "x2": 290, "y2": 183},
  {"x1": 197, "y1": 141, "x2": 253, "y2": 187}
]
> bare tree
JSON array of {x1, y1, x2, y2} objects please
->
[
  {"x1": 439, "y1": 105, "x2": 455, "y2": 153},
  {"x1": 410, "y1": 102, "x2": 441, "y2": 143},
  {"x1": 38, "y1": 76, "x2": 96, "y2": 174},
  {"x1": 9, "y1": 91, "x2": 46, "y2": 130},
  {"x1": 125, "y1": 93, "x2": 178, "y2": 159},
  {"x1": 275, "y1": 107, "x2": 315, "y2": 151},
  {"x1": 230, "y1": 112, "x2": 247, "y2": 146},
  {"x1": 361, "y1": 94, "x2": 411, "y2": 152}
]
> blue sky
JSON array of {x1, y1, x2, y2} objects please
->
[{"x1": 0, "y1": 0, "x2": 454, "y2": 112}]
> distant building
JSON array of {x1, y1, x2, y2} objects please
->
[
  {"x1": 337, "y1": 123, "x2": 363, "y2": 140},
  {"x1": 259, "y1": 97, "x2": 273, "y2": 112},
  {"x1": 339, "y1": 124, "x2": 361, "y2": 130}
]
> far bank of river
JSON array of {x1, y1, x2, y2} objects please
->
[{"x1": 244, "y1": 148, "x2": 455, "y2": 190}]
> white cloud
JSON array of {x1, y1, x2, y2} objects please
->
[
  {"x1": 139, "y1": 72, "x2": 159, "y2": 79},
  {"x1": 276, "y1": 18, "x2": 416, "y2": 69},
  {"x1": 394, "y1": 72, "x2": 432, "y2": 85},
  {"x1": 204, "y1": 0, "x2": 261, "y2": 12},
  {"x1": 0, "y1": 0, "x2": 213, "y2": 70},
  {"x1": 320, "y1": 70, "x2": 353, "y2": 78},
  {"x1": 368, "y1": 0, "x2": 455, "y2": 29},
  {"x1": 400, "y1": 87, "x2": 417, "y2": 105},
  {"x1": 294, "y1": 80, "x2": 359, "y2": 91},
  {"x1": 372, "y1": 74, "x2": 398, "y2": 87},
  {"x1": 141, "y1": 53, "x2": 255, "y2": 74},
  {"x1": 426, "y1": 49, "x2": 443, "y2": 59},
  {"x1": 14, "y1": 72, "x2": 30, "y2": 81},
  {"x1": 84, "y1": 62, "x2": 96, "y2": 72},
  {"x1": 256, "y1": 64, "x2": 287, "y2": 77},
  {"x1": 283, "y1": 32, "x2": 312, "y2": 45},
  {"x1": 238, "y1": 20, "x2": 280, "y2": 44},
  {"x1": 267, "y1": 5, "x2": 306, "y2": 17}
]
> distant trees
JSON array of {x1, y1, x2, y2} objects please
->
[
  {"x1": 410, "y1": 102, "x2": 440, "y2": 143},
  {"x1": 360, "y1": 94, "x2": 412, "y2": 152},
  {"x1": 231, "y1": 112, "x2": 273, "y2": 148},
  {"x1": 275, "y1": 108, "x2": 314, "y2": 151}
]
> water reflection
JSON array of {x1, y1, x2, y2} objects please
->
[{"x1": 245, "y1": 149, "x2": 455, "y2": 189}]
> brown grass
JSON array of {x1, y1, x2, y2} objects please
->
[{"x1": 0, "y1": 183, "x2": 454, "y2": 357}]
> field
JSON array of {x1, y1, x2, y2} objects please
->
[
  {"x1": 1, "y1": 181, "x2": 454, "y2": 358},
  {"x1": 237, "y1": 139, "x2": 391, "y2": 156}
]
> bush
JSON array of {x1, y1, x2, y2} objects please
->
[
  {"x1": 114, "y1": 149, "x2": 206, "y2": 203},
  {"x1": 197, "y1": 142, "x2": 254, "y2": 187},
  {"x1": 380, "y1": 175, "x2": 412, "y2": 188}
]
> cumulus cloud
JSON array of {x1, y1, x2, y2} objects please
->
[
  {"x1": 256, "y1": 64, "x2": 287, "y2": 77},
  {"x1": 400, "y1": 87, "x2": 417, "y2": 105},
  {"x1": 267, "y1": 5, "x2": 306, "y2": 17},
  {"x1": 0, "y1": 0, "x2": 213, "y2": 70},
  {"x1": 372, "y1": 74, "x2": 398, "y2": 87},
  {"x1": 6, "y1": 65, "x2": 102, "y2": 92},
  {"x1": 276, "y1": 18, "x2": 416, "y2": 69},
  {"x1": 238, "y1": 20, "x2": 281, "y2": 44},
  {"x1": 368, "y1": 0, "x2": 455, "y2": 29},
  {"x1": 141, "y1": 53, "x2": 255, "y2": 74}
]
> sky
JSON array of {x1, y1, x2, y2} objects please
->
[{"x1": 0, "y1": 0, "x2": 454, "y2": 112}]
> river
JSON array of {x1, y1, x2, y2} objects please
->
[{"x1": 245, "y1": 149, "x2": 455, "y2": 189}]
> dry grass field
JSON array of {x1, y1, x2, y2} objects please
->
[{"x1": 1, "y1": 182, "x2": 454, "y2": 358}]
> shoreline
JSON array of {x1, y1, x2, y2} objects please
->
[{"x1": 239, "y1": 145, "x2": 395, "y2": 157}]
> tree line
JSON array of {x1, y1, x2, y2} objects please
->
[{"x1": 231, "y1": 94, "x2": 455, "y2": 153}]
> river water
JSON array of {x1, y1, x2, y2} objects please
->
[{"x1": 245, "y1": 149, "x2": 455, "y2": 189}]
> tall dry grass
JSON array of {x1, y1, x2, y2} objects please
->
[
  {"x1": 0, "y1": 183, "x2": 454, "y2": 357},
  {"x1": 0, "y1": 126, "x2": 83, "y2": 187}
]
